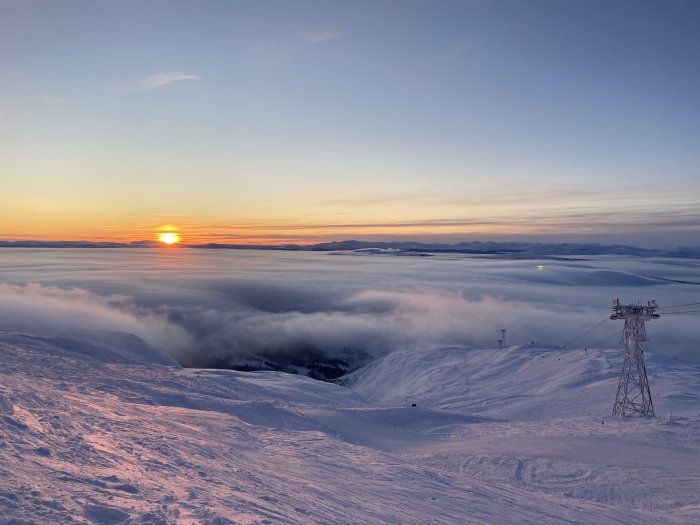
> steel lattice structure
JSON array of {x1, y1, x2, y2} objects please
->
[{"x1": 611, "y1": 299, "x2": 658, "y2": 417}]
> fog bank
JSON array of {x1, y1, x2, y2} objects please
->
[{"x1": 0, "y1": 249, "x2": 697, "y2": 369}]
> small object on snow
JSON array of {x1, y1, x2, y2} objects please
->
[{"x1": 411, "y1": 403, "x2": 417, "y2": 407}]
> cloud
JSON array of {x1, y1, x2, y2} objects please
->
[
  {"x1": 295, "y1": 29, "x2": 343, "y2": 44},
  {"x1": 171, "y1": 286, "x2": 700, "y2": 367},
  {"x1": 0, "y1": 283, "x2": 193, "y2": 357},
  {"x1": 143, "y1": 71, "x2": 200, "y2": 89},
  {"x1": 0, "y1": 253, "x2": 697, "y2": 371},
  {"x1": 120, "y1": 71, "x2": 201, "y2": 92},
  {"x1": 101, "y1": 185, "x2": 699, "y2": 246},
  {"x1": 251, "y1": 29, "x2": 343, "y2": 58}
]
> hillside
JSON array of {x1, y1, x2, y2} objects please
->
[
  {"x1": 341, "y1": 344, "x2": 700, "y2": 419},
  {"x1": 1, "y1": 333, "x2": 699, "y2": 524}
]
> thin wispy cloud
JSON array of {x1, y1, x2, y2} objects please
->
[
  {"x1": 119, "y1": 71, "x2": 201, "y2": 92},
  {"x1": 143, "y1": 71, "x2": 200, "y2": 89},
  {"x1": 295, "y1": 28, "x2": 343, "y2": 44},
  {"x1": 320, "y1": 187, "x2": 700, "y2": 209},
  {"x1": 97, "y1": 190, "x2": 700, "y2": 245},
  {"x1": 252, "y1": 28, "x2": 343, "y2": 57}
]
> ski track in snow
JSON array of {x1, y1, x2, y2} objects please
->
[{"x1": 1, "y1": 332, "x2": 699, "y2": 524}]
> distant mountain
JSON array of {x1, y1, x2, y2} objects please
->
[
  {"x1": 2, "y1": 239, "x2": 700, "y2": 258},
  {"x1": 0, "y1": 240, "x2": 157, "y2": 248},
  {"x1": 191, "y1": 240, "x2": 700, "y2": 258}
]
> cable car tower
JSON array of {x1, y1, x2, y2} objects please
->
[
  {"x1": 610, "y1": 299, "x2": 659, "y2": 417},
  {"x1": 497, "y1": 329, "x2": 507, "y2": 349}
]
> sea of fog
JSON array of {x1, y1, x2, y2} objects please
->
[{"x1": 0, "y1": 248, "x2": 698, "y2": 367}]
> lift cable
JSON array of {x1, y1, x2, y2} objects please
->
[
  {"x1": 562, "y1": 317, "x2": 611, "y2": 348},
  {"x1": 587, "y1": 329, "x2": 622, "y2": 349},
  {"x1": 561, "y1": 301, "x2": 700, "y2": 350},
  {"x1": 658, "y1": 302, "x2": 700, "y2": 309}
]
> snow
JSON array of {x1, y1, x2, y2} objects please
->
[{"x1": 1, "y1": 332, "x2": 699, "y2": 524}]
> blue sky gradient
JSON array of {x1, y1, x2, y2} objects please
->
[{"x1": 1, "y1": 0, "x2": 698, "y2": 246}]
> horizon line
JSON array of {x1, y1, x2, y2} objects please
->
[{"x1": 0, "y1": 238, "x2": 698, "y2": 252}]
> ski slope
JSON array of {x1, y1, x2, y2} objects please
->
[{"x1": 1, "y1": 330, "x2": 699, "y2": 524}]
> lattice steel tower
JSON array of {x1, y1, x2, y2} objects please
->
[
  {"x1": 611, "y1": 299, "x2": 659, "y2": 417},
  {"x1": 498, "y1": 329, "x2": 507, "y2": 349}
]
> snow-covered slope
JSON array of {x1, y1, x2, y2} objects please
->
[
  {"x1": 0, "y1": 329, "x2": 179, "y2": 366},
  {"x1": 341, "y1": 344, "x2": 700, "y2": 420},
  {"x1": 1, "y1": 335, "x2": 699, "y2": 524},
  {"x1": 343, "y1": 345, "x2": 700, "y2": 519}
]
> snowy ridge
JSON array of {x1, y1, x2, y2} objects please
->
[
  {"x1": 342, "y1": 344, "x2": 700, "y2": 420},
  {"x1": 1, "y1": 334, "x2": 699, "y2": 523},
  {"x1": 0, "y1": 329, "x2": 179, "y2": 367}
]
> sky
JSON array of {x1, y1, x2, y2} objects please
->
[{"x1": 1, "y1": 0, "x2": 699, "y2": 247}]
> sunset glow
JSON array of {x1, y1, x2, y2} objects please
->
[
  {"x1": 0, "y1": 2, "x2": 698, "y2": 248},
  {"x1": 158, "y1": 232, "x2": 180, "y2": 245}
]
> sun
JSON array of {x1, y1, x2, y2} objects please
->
[{"x1": 158, "y1": 232, "x2": 180, "y2": 245}]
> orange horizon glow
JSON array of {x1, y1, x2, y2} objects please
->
[
  {"x1": 1, "y1": 213, "x2": 698, "y2": 247},
  {"x1": 0, "y1": 224, "x2": 521, "y2": 246},
  {"x1": 2, "y1": 186, "x2": 697, "y2": 247},
  {"x1": 2, "y1": 186, "x2": 699, "y2": 248}
]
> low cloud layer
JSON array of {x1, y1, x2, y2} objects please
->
[
  {"x1": 0, "y1": 283, "x2": 193, "y2": 355},
  {"x1": 0, "y1": 251, "x2": 697, "y2": 368}
]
